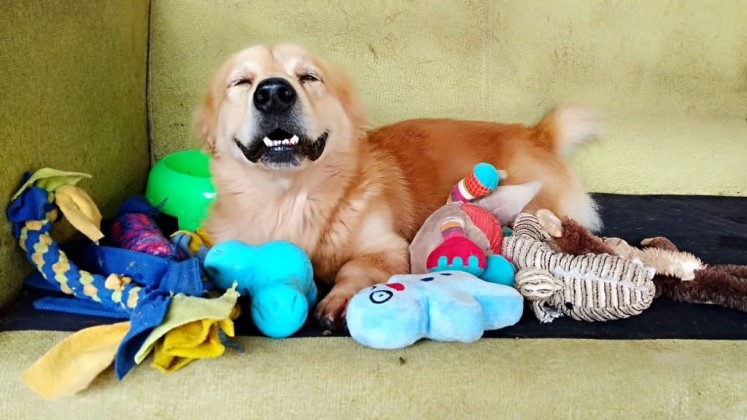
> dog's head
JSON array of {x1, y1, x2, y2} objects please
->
[{"x1": 195, "y1": 43, "x2": 366, "y2": 170}]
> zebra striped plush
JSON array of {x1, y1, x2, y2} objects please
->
[{"x1": 504, "y1": 213, "x2": 656, "y2": 323}]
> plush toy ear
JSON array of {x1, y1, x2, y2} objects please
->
[
  {"x1": 473, "y1": 181, "x2": 541, "y2": 224},
  {"x1": 537, "y1": 209, "x2": 563, "y2": 238}
]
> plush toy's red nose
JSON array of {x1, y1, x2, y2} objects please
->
[{"x1": 385, "y1": 283, "x2": 405, "y2": 291}]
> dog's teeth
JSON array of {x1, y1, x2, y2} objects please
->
[
  {"x1": 263, "y1": 137, "x2": 272, "y2": 147},
  {"x1": 282, "y1": 139, "x2": 290, "y2": 145},
  {"x1": 273, "y1": 140, "x2": 281, "y2": 147},
  {"x1": 290, "y1": 135, "x2": 299, "y2": 145}
]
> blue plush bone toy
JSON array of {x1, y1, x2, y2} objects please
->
[
  {"x1": 346, "y1": 271, "x2": 523, "y2": 349},
  {"x1": 203, "y1": 240, "x2": 317, "y2": 338}
]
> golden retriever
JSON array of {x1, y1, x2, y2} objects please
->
[{"x1": 195, "y1": 43, "x2": 601, "y2": 332}]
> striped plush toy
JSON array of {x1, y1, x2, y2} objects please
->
[{"x1": 504, "y1": 212, "x2": 656, "y2": 323}]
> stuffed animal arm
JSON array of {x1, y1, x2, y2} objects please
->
[
  {"x1": 602, "y1": 237, "x2": 704, "y2": 281},
  {"x1": 504, "y1": 212, "x2": 656, "y2": 323},
  {"x1": 537, "y1": 209, "x2": 705, "y2": 281}
]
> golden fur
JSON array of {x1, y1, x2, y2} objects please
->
[{"x1": 195, "y1": 43, "x2": 601, "y2": 331}]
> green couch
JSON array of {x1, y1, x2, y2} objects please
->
[{"x1": 1, "y1": 1, "x2": 745, "y2": 417}]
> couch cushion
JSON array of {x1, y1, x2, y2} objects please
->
[{"x1": 1, "y1": 332, "x2": 745, "y2": 417}]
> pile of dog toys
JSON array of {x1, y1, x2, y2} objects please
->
[
  {"x1": 7, "y1": 168, "x2": 315, "y2": 399},
  {"x1": 8, "y1": 163, "x2": 746, "y2": 399}
]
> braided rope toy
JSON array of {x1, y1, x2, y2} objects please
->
[
  {"x1": 9, "y1": 185, "x2": 148, "y2": 314},
  {"x1": 503, "y1": 212, "x2": 656, "y2": 323},
  {"x1": 7, "y1": 169, "x2": 239, "y2": 399}
]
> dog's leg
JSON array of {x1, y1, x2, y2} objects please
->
[{"x1": 315, "y1": 239, "x2": 409, "y2": 334}]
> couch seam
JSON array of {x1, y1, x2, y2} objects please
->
[{"x1": 145, "y1": 0, "x2": 154, "y2": 165}]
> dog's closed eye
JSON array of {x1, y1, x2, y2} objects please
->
[
  {"x1": 229, "y1": 77, "x2": 252, "y2": 88},
  {"x1": 299, "y1": 73, "x2": 321, "y2": 83}
]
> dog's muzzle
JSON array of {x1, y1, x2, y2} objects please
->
[{"x1": 233, "y1": 77, "x2": 329, "y2": 167}]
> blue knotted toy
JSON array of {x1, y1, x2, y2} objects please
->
[
  {"x1": 345, "y1": 271, "x2": 523, "y2": 349},
  {"x1": 203, "y1": 240, "x2": 317, "y2": 338}
]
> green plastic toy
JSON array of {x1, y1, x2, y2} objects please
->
[{"x1": 145, "y1": 150, "x2": 216, "y2": 231}]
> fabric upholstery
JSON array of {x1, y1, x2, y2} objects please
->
[
  {"x1": 1, "y1": 332, "x2": 746, "y2": 418},
  {"x1": 0, "y1": 0, "x2": 151, "y2": 309},
  {"x1": 148, "y1": 0, "x2": 747, "y2": 195}
]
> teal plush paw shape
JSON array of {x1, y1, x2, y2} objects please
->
[{"x1": 204, "y1": 240, "x2": 317, "y2": 338}]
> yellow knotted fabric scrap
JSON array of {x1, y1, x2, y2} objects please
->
[
  {"x1": 11, "y1": 168, "x2": 92, "y2": 200},
  {"x1": 135, "y1": 288, "x2": 240, "y2": 373},
  {"x1": 54, "y1": 184, "x2": 105, "y2": 243},
  {"x1": 21, "y1": 322, "x2": 131, "y2": 400}
]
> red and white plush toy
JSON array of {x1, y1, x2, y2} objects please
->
[{"x1": 409, "y1": 162, "x2": 541, "y2": 286}]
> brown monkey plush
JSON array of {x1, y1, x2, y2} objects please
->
[{"x1": 537, "y1": 209, "x2": 747, "y2": 313}]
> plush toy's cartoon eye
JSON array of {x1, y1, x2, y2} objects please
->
[
  {"x1": 439, "y1": 272, "x2": 452, "y2": 276},
  {"x1": 370, "y1": 290, "x2": 394, "y2": 304},
  {"x1": 420, "y1": 277, "x2": 434, "y2": 282}
]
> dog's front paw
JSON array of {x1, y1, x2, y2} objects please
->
[{"x1": 315, "y1": 291, "x2": 352, "y2": 335}]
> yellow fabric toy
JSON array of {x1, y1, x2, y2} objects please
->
[
  {"x1": 11, "y1": 168, "x2": 92, "y2": 201},
  {"x1": 152, "y1": 317, "x2": 235, "y2": 372},
  {"x1": 171, "y1": 228, "x2": 213, "y2": 251},
  {"x1": 135, "y1": 288, "x2": 240, "y2": 373},
  {"x1": 21, "y1": 322, "x2": 131, "y2": 400},
  {"x1": 54, "y1": 184, "x2": 105, "y2": 243}
]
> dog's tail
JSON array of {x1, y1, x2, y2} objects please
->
[{"x1": 531, "y1": 103, "x2": 602, "y2": 157}]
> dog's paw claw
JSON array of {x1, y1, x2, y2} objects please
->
[
  {"x1": 315, "y1": 293, "x2": 350, "y2": 332},
  {"x1": 320, "y1": 316, "x2": 336, "y2": 333}
]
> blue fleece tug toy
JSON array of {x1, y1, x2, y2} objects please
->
[
  {"x1": 345, "y1": 271, "x2": 523, "y2": 349},
  {"x1": 6, "y1": 169, "x2": 210, "y2": 382},
  {"x1": 203, "y1": 240, "x2": 317, "y2": 338}
]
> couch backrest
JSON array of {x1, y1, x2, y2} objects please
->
[
  {"x1": 148, "y1": 0, "x2": 747, "y2": 196},
  {"x1": 0, "y1": 0, "x2": 151, "y2": 309}
]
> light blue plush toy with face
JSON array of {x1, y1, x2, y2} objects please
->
[
  {"x1": 346, "y1": 271, "x2": 523, "y2": 349},
  {"x1": 203, "y1": 240, "x2": 317, "y2": 338}
]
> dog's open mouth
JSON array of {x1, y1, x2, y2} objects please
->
[{"x1": 235, "y1": 128, "x2": 329, "y2": 166}]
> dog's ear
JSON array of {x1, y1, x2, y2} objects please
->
[{"x1": 194, "y1": 87, "x2": 219, "y2": 154}]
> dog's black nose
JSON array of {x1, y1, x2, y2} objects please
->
[{"x1": 253, "y1": 77, "x2": 297, "y2": 114}]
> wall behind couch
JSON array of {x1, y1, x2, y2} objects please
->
[
  {"x1": 149, "y1": 0, "x2": 746, "y2": 196},
  {"x1": 0, "y1": 1, "x2": 151, "y2": 309}
]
